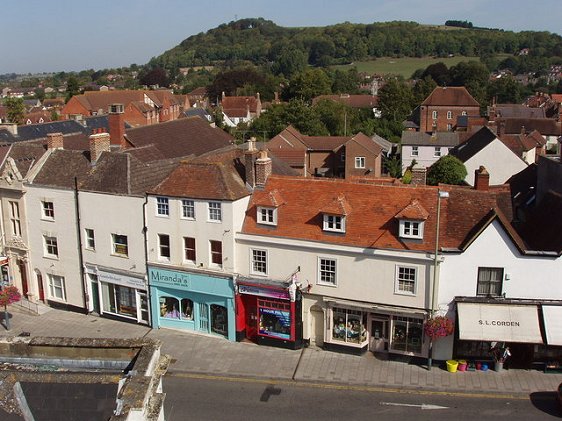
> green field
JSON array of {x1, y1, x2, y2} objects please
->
[{"x1": 334, "y1": 56, "x2": 482, "y2": 78}]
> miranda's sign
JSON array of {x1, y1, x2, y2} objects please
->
[{"x1": 150, "y1": 268, "x2": 190, "y2": 289}]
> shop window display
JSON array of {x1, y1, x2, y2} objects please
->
[
  {"x1": 101, "y1": 283, "x2": 137, "y2": 318},
  {"x1": 391, "y1": 316, "x2": 423, "y2": 354},
  {"x1": 211, "y1": 304, "x2": 228, "y2": 336},
  {"x1": 181, "y1": 298, "x2": 194, "y2": 320},
  {"x1": 258, "y1": 299, "x2": 291, "y2": 340},
  {"x1": 332, "y1": 307, "x2": 367, "y2": 344},
  {"x1": 160, "y1": 296, "x2": 180, "y2": 319}
]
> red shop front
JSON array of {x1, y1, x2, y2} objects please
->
[{"x1": 235, "y1": 280, "x2": 303, "y2": 349}]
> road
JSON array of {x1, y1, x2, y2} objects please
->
[{"x1": 163, "y1": 373, "x2": 561, "y2": 420}]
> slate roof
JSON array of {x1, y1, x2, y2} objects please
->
[
  {"x1": 449, "y1": 126, "x2": 497, "y2": 162},
  {"x1": 499, "y1": 118, "x2": 562, "y2": 136},
  {"x1": 1, "y1": 143, "x2": 46, "y2": 177},
  {"x1": 243, "y1": 176, "x2": 513, "y2": 252},
  {"x1": 183, "y1": 108, "x2": 212, "y2": 121},
  {"x1": 124, "y1": 117, "x2": 234, "y2": 159},
  {"x1": 400, "y1": 131, "x2": 460, "y2": 147},
  {"x1": 31, "y1": 149, "x2": 92, "y2": 189},
  {"x1": 490, "y1": 104, "x2": 546, "y2": 119},
  {"x1": 499, "y1": 132, "x2": 541, "y2": 156},
  {"x1": 422, "y1": 87, "x2": 480, "y2": 107}
]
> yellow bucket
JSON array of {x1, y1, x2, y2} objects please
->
[{"x1": 446, "y1": 360, "x2": 458, "y2": 373}]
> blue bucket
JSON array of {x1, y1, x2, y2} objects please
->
[{"x1": 481, "y1": 363, "x2": 489, "y2": 371}]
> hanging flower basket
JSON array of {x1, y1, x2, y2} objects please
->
[{"x1": 424, "y1": 316, "x2": 454, "y2": 340}]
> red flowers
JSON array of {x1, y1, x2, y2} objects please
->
[
  {"x1": 0, "y1": 286, "x2": 21, "y2": 307},
  {"x1": 424, "y1": 316, "x2": 454, "y2": 340}
]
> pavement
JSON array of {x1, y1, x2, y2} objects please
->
[{"x1": 2, "y1": 304, "x2": 561, "y2": 397}]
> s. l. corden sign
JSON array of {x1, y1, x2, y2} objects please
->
[{"x1": 457, "y1": 302, "x2": 543, "y2": 343}]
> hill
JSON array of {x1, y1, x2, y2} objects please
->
[{"x1": 148, "y1": 18, "x2": 562, "y2": 74}]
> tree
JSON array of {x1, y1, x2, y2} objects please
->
[
  {"x1": 421, "y1": 62, "x2": 450, "y2": 86},
  {"x1": 448, "y1": 61, "x2": 490, "y2": 107},
  {"x1": 427, "y1": 155, "x2": 467, "y2": 185},
  {"x1": 377, "y1": 77, "x2": 414, "y2": 122},
  {"x1": 65, "y1": 76, "x2": 80, "y2": 102},
  {"x1": 0, "y1": 286, "x2": 21, "y2": 330},
  {"x1": 4, "y1": 97, "x2": 25, "y2": 125},
  {"x1": 383, "y1": 155, "x2": 402, "y2": 178},
  {"x1": 412, "y1": 76, "x2": 437, "y2": 104},
  {"x1": 283, "y1": 68, "x2": 332, "y2": 102},
  {"x1": 139, "y1": 67, "x2": 169, "y2": 88},
  {"x1": 487, "y1": 75, "x2": 523, "y2": 104},
  {"x1": 272, "y1": 47, "x2": 307, "y2": 77}
]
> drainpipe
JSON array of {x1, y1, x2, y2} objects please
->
[
  {"x1": 142, "y1": 194, "x2": 152, "y2": 327},
  {"x1": 74, "y1": 177, "x2": 88, "y2": 313}
]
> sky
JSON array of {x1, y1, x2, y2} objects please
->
[{"x1": 2, "y1": 0, "x2": 561, "y2": 75}]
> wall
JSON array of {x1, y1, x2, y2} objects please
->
[
  {"x1": 344, "y1": 142, "x2": 381, "y2": 178},
  {"x1": 464, "y1": 140, "x2": 528, "y2": 185},
  {"x1": 420, "y1": 105, "x2": 479, "y2": 132},
  {"x1": 401, "y1": 145, "x2": 451, "y2": 172}
]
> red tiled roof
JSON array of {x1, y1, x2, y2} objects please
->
[
  {"x1": 551, "y1": 94, "x2": 562, "y2": 104},
  {"x1": 222, "y1": 96, "x2": 259, "y2": 115},
  {"x1": 254, "y1": 189, "x2": 286, "y2": 207},
  {"x1": 243, "y1": 176, "x2": 513, "y2": 252},
  {"x1": 319, "y1": 194, "x2": 352, "y2": 216},
  {"x1": 422, "y1": 87, "x2": 480, "y2": 107},
  {"x1": 301, "y1": 136, "x2": 348, "y2": 151},
  {"x1": 267, "y1": 149, "x2": 306, "y2": 167},
  {"x1": 395, "y1": 199, "x2": 429, "y2": 220},
  {"x1": 349, "y1": 133, "x2": 383, "y2": 156},
  {"x1": 499, "y1": 133, "x2": 538, "y2": 156}
]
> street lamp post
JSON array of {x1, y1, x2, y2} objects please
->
[{"x1": 428, "y1": 189, "x2": 449, "y2": 370}]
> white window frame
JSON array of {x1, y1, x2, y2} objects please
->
[
  {"x1": 395, "y1": 265, "x2": 417, "y2": 295},
  {"x1": 210, "y1": 240, "x2": 222, "y2": 267},
  {"x1": 411, "y1": 146, "x2": 419, "y2": 157},
  {"x1": 257, "y1": 206, "x2": 277, "y2": 226},
  {"x1": 318, "y1": 257, "x2": 337, "y2": 286},
  {"x1": 447, "y1": 123, "x2": 453, "y2": 131},
  {"x1": 250, "y1": 248, "x2": 268, "y2": 276},
  {"x1": 9, "y1": 201, "x2": 21, "y2": 237},
  {"x1": 42, "y1": 201, "x2": 55, "y2": 220},
  {"x1": 399, "y1": 220, "x2": 424, "y2": 239},
  {"x1": 47, "y1": 274, "x2": 66, "y2": 301},
  {"x1": 43, "y1": 235, "x2": 59, "y2": 258},
  {"x1": 156, "y1": 197, "x2": 169, "y2": 217},
  {"x1": 158, "y1": 233, "x2": 171, "y2": 261},
  {"x1": 432, "y1": 110, "x2": 438, "y2": 119},
  {"x1": 323, "y1": 214, "x2": 346, "y2": 233},
  {"x1": 447, "y1": 111, "x2": 452, "y2": 119},
  {"x1": 112, "y1": 234, "x2": 129, "y2": 257},
  {"x1": 183, "y1": 236, "x2": 196, "y2": 264},
  {"x1": 434, "y1": 147, "x2": 442, "y2": 157},
  {"x1": 85, "y1": 228, "x2": 95, "y2": 250},
  {"x1": 354, "y1": 156, "x2": 365, "y2": 169},
  {"x1": 208, "y1": 201, "x2": 222, "y2": 222},
  {"x1": 181, "y1": 199, "x2": 195, "y2": 219},
  {"x1": 477, "y1": 267, "x2": 503, "y2": 297}
]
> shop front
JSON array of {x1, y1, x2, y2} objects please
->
[
  {"x1": 322, "y1": 299, "x2": 427, "y2": 357},
  {"x1": 149, "y1": 266, "x2": 235, "y2": 341},
  {"x1": 453, "y1": 300, "x2": 559, "y2": 368},
  {"x1": 86, "y1": 266, "x2": 149, "y2": 325},
  {"x1": 235, "y1": 279, "x2": 303, "y2": 349}
]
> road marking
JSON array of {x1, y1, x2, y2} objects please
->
[
  {"x1": 380, "y1": 402, "x2": 449, "y2": 410},
  {"x1": 165, "y1": 372, "x2": 529, "y2": 400}
]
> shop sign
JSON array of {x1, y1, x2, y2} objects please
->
[
  {"x1": 238, "y1": 284, "x2": 289, "y2": 300},
  {"x1": 98, "y1": 270, "x2": 146, "y2": 290},
  {"x1": 149, "y1": 268, "x2": 190, "y2": 289}
]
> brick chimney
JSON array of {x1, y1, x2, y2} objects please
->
[
  {"x1": 46, "y1": 132, "x2": 63, "y2": 150},
  {"x1": 244, "y1": 137, "x2": 259, "y2": 188},
  {"x1": 474, "y1": 166, "x2": 490, "y2": 191},
  {"x1": 108, "y1": 103, "x2": 126, "y2": 148},
  {"x1": 411, "y1": 168, "x2": 427, "y2": 185},
  {"x1": 89, "y1": 130, "x2": 111, "y2": 164},
  {"x1": 255, "y1": 150, "x2": 272, "y2": 187}
]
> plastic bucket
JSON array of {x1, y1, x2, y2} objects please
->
[
  {"x1": 458, "y1": 363, "x2": 467, "y2": 371},
  {"x1": 481, "y1": 363, "x2": 489, "y2": 371},
  {"x1": 476, "y1": 362, "x2": 482, "y2": 370},
  {"x1": 446, "y1": 360, "x2": 458, "y2": 373}
]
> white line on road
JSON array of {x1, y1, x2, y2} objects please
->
[{"x1": 380, "y1": 402, "x2": 449, "y2": 410}]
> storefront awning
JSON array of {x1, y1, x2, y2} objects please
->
[
  {"x1": 323, "y1": 297, "x2": 426, "y2": 316},
  {"x1": 457, "y1": 302, "x2": 543, "y2": 344},
  {"x1": 542, "y1": 305, "x2": 562, "y2": 346}
]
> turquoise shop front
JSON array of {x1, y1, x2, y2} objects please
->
[{"x1": 149, "y1": 266, "x2": 235, "y2": 341}]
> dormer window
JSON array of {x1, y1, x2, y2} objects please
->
[
  {"x1": 323, "y1": 214, "x2": 346, "y2": 233},
  {"x1": 399, "y1": 220, "x2": 424, "y2": 239},
  {"x1": 395, "y1": 199, "x2": 429, "y2": 241},
  {"x1": 257, "y1": 206, "x2": 277, "y2": 226}
]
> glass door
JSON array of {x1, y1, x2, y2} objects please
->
[
  {"x1": 138, "y1": 291, "x2": 150, "y2": 324},
  {"x1": 198, "y1": 302, "x2": 209, "y2": 332},
  {"x1": 370, "y1": 318, "x2": 388, "y2": 352}
]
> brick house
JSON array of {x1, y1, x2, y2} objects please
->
[
  {"x1": 419, "y1": 87, "x2": 480, "y2": 132},
  {"x1": 220, "y1": 92, "x2": 262, "y2": 127}
]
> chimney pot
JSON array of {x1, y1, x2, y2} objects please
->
[
  {"x1": 255, "y1": 150, "x2": 272, "y2": 187},
  {"x1": 89, "y1": 131, "x2": 111, "y2": 164}
]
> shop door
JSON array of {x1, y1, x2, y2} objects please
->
[
  {"x1": 18, "y1": 261, "x2": 28, "y2": 297},
  {"x1": 138, "y1": 292, "x2": 150, "y2": 324},
  {"x1": 198, "y1": 303, "x2": 209, "y2": 333},
  {"x1": 310, "y1": 305, "x2": 324, "y2": 346},
  {"x1": 370, "y1": 318, "x2": 389, "y2": 352},
  {"x1": 246, "y1": 304, "x2": 258, "y2": 340},
  {"x1": 36, "y1": 272, "x2": 45, "y2": 302},
  {"x1": 91, "y1": 279, "x2": 100, "y2": 314}
]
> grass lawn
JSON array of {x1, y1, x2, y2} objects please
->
[{"x1": 333, "y1": 56, "x2": 482, "y2": 78}]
